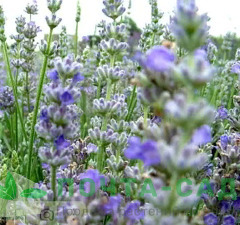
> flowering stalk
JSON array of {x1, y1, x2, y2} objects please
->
[
  {"x1": 27, "y1": 28, "x2": 53, "y2": 179},
  {"x1": 0, "y1": 6, "x2": 27, "y2": 143},
  {"x1": 15, "y1": 42, "x2": 21, "y2": 151},
  {"x1": 75, "y1": 0, "x2": 81, "y2": 57},
  {"x1": 106, "y1": 55, "x2": 115, "y2": 100},
  {"x1": 27, "y1": 0, "x2": 63, "y2": 180},
  {"x1": 2, "y1": 43, "x2": 28, "y2": 142},
  {"x1": 75, "y1": 22, "x2": 79, "y2": 58},
  {"x1": 97, "y1": 56, "x2": 116, "y2": 172}
]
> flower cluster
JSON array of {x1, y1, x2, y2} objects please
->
[{"x1": 171, "y1": 0, "x2": 209, "y2": 52}]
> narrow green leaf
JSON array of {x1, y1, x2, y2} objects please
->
[{"x1": 20, "y1": 188, "x2": 47, "y2": 199}]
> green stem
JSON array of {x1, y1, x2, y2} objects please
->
[
  {"x1": 2, "y1": 42, "x2": 27, "y2": 142},
  {"x1": 106, "y1": 78, "x2": 112, "y2": 100},
  {"x1": 80, "y1": 90, "x2": 87, "y2": 138},
  {"x1": 15, "y1": 67, "x2": 19, "y2": 152},
  {"x1": 102, "y1": 114, "x2": 109, "y2": 131},
  {"x1": 10, "y1": 114, "x2": 15, "y2": 148},
  {"x1": 27, "y1": 28, "x2": 53, "y2": 179},
  {"x1": 143, "y1": 105, "x2": 149, "y2": 127},
  {"x1": 151, "y1": 33, "x2": 155, "y2": 47},
  {"x1": 166, "y1": 173, "x2": 178, "y2": 214},
  {"x1": 116, "y1": 147, "x2": 120, "y2": 164},
  {"x1": 97, "y1": 145, "x2": 105, "y2": 172},
  {"x1": 15, "y1": 109, "x2": 18, "y2": 151},
  {"x1": 97, "y1": 78, "x2": 102, "y2": 99},
  {"x1": 51, "y1": 166, "x2": 57, "y2": 201},
  {"x1": 210, "y1": 86, "x2": 218, "y2": 107},
  {"x1": 125, "y1": 85, "x2": 136, "y2": 121},
  {"x1": 75, "y1": 21, "x2": 79, "y2": 58},
  {"x1": 26, "y1": 72, "x2": 31, "y2": 113},
  {"x1": 227, "y1": 75, "x2": 237, "y2": 109}
]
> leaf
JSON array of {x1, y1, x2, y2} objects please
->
[
  {"x1": 20, "y1": 188, "x2": 47, "y2": 199},
  {"x1": 0, "y1": 172, "x2": 17, "y2": 200}
]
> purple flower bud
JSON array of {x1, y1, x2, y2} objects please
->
[
  {"x1": 86, "y1": 143, "x2": 98, "y2": 154},
  {"x1": 48, "y1": 69, "x2": 59, "y2": 80},
  {"x1": 231, "y1": 63, "x2": 240, "y2": 75},
  {"x1": 233, "y1": 197, "x2": 240, "y2": 212},
  {"x1": 124, "y1": 201, "x2": 144, "y2": 222},
  {"x1": 54, "y1": 135, "x2": 70, "y2": 150},
  {"x1": 124, "y1": 137, "x2": 160, "y2": 166},
  {"x1": 143, "y1": 46, "x2": 175, "y2": 73},
  {"x1": 220, "y1": 135, "x2": 229, "y2": 150},
  {"x1": 60, "y1": 91, "x2": 74, "y2": 105},
  {"x1": 73, "y1": 72, "x2": 84, "y2": 83},
  {"x1": 220, "y1": 201, "x2": 232, "y2": 214},
  {"x1": 78, "y1": 169, "x2": 105, "y2": 192},
  {"x1": 103, "y1": 194, "x2": 122, "y2": 216},
  {"x1": 216, "y1": 106, "x2": 228, "y2": 120},
  {"x1": 192, "y1": 125, "x2": 212, "y2": 146},
  {"x1": 82, "y1": 36, "x2": 89, "y2": 42},
  {"x1": 222, "y1": 215, "x2": 236, "y2": 225},
  {"x1": 40, "y1": 108, "x2": 48, "y2": 121},
  {"x1": 203, "y1": 213, "x2": 218, "y2": 225}
]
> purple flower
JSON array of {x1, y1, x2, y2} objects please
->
[
  {"x1": 216, "y1": 106, "x2": 228, "y2": 120},
  {"x1": 151, "y1": 116, "x2": 162, "y2": 124},
  {"x1": 54, "y1": 135, "x2": 70, "y2": 150},
  {"x1": 82, "y1": 36, "x2": 89, "y2": 42},
  {"x1": 233, "y1": 197, "x2": 240, "y2": 212},
  {"x1": 143, "y1": 46, "x2": 175, "y2": 72},
  {"x1": 195, "y1": 49, "x2": 208, "y2": 59},
  {"x1": 42, "y1": 163, "x2": 50, "y2": 169},
  {"x1": 124, "y1": 137, "x2": 160, "y2": 167},
  {"x1": 124, "y1": 201, "x2": 144, "y2": 222},
  {"x1": 171, "y1": 0, "x2": 209, "y2": 52},
  {"x1": 39, "y1": 144, "x2": 71, "y2": 167},
  {"x1": 78, "y1": 169, "x2": 105, "y2": 193},
  {"x1": 231, "y1": 63, "x2": 240, "y2": 74},
  {"x1": 40, "y1": 108, "x2": 48, "y2": 121},
  {"x1": 60, "y1": 91, "x2": 74, "y2": 105},
  {"x1": 48, "y1": 69, "x2": 59, "y2": 80},
  {"x1": 73, "y1": 72, "x2": 84, "y2": 83},
  {"x1": 203, "y1": 163, "x2": 213, "y2": 177},
  {"x1": 203, "y1": 213, "x2": 218, "y2": 225},
  {"x1": 222, "y1": 215, "x2": 236, "y2": 225},
  {"x1": 103, "y1": 194, "x2": 122, "y2": 216},
  {"x1": 220, "y1": 201, "x2": 232, "y2": 214},
  {"x1": 86, "y1": 143, "x2": 98, "y2": 154},
  {"x1": 192, "y1": 125, "x2": 212, "y2": 146},
  {"x1": 220, "y1": 135, "x2": 230, "y2": 150}
]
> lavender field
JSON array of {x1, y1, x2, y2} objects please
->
[{"x1": 0, "y1": 0, "x2": 239, "y2": 224}]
